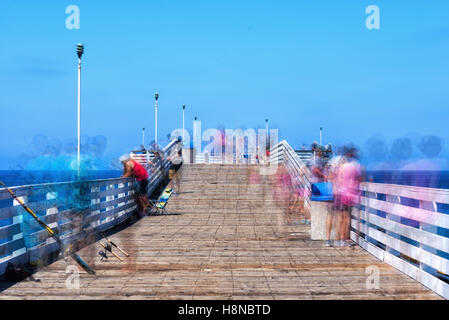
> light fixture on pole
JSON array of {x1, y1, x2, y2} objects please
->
[
  {"x1": 182, "y1": 104, "x2": 185, "y2": 142},
  {"x1": 154, "y1": 92, "x2": 159, "y2": 147},
  {"x1": 76, "y1": 43, "x2": 84, "y2": 177}
]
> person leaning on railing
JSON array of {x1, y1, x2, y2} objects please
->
[{"x1": 120, "y1": 154, "x2": 150, "y2": 215}]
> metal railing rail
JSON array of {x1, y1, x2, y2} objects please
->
[
  {"x1": 195, "y1": 153, "x2": 258, "y2": 164},
  {"x1": 270, "y1": 140, "x2": 312, "y2": 209},
  {"x1": 351, "y1": 182, "x2": 449, "y2": 299},
  {"x1": 278, "y1": 139, "x2": 449, "y2": 299},
  {"x1": 0, "y1": 140, "x2": 181, "y2": 276}
]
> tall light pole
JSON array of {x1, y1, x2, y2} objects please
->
[
  {"x1": 142, "y1": 127, "x2": 145, "y2": 148},
  {"x1": 154, "y1": 92, "x2": 159, "y2": 148},
  {"x1": 320, "y1": 127, "x2": 323, "y2": 146},
  {"x1": 182, "y1": 104, "x2": 185, "y2": 142},
  {"x1": 265, "y1": 118, "x2": 269, "y2": 148},
  {"x1": 76, "y1": 43, "x2": 84, "y2": 177}
]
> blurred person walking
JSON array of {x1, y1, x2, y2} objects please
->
[
  {"x1": 334, "y1": 146, "x2": 362, "y2": 247},
  {"x1": 310, "y1": 147, "x2": 327, "y2": 184},
  {"x1": 325, "y1": 148, "x2": 345, "y2": 246},
  {"x1": 289, "y1": 184, "x2": 311, "y2": 224}
]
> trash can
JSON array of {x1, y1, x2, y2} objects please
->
[
  {"x1": 311, "y1": 182, "x2": 333, "y2": 201},
  {"x1": 310, "y1": 182, "x2": 335, "y2": 240}
]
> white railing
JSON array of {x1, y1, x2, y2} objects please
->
[
  {"x1": 130, "y1": 150, "x2": 153, "y2": 166},
  {"x1": 0, "y1": 140, "x2": 181, "y2": 276},
  {"x1": 278, "y1": 139, "x2": 449, "y2": 299},
  {"x1": 295, "y1": 150, "x2": 315, "y2": 163},
  {"x1": 351, "y1": 182, "x2": 449, "y2": 299},
  {"x1": 130, "y1": 140, "x2": 179, "y2": 166},
  {"x1": 195, "y1": 153, "x2": 258, "y2": 164},
  {"x1": 294, "y1": 150, "x2": 332, "y2": 165},
  {"x1": 270, "y1": 140, "x2": 312, "y2": 209}
]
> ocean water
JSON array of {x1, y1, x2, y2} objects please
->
[
  {"x1": 0, "y1": 170, "x2": 123, "y2": 251},
  {"x1": 0, "y1": 170, "x2": 122, "y2": 188},
  {"x1": 365, "y1": 170, "x2": 449, "y2": 189},
  {"x1": 1, "y1": 170, "x2": 448, "y2": 189}
]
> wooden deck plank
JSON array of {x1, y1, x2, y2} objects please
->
[{"x1": 0, "y1": 164, "x2": 442, "y2": 299}]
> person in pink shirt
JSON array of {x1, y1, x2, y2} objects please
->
[
  {"x1": 325, "y1": 150, "x2": 345, "y2": 246},
  {"x1": 332, "y1": 146, "x2": 362, "y2": 247}
]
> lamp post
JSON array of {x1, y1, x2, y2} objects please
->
[
  {"x1": 142, "y1": 127, "x2": 145, "y2": 148},
  {"x1": 320, "y1": 127, "x2": 323, "y2": 147},
  {"x1": 76, "y1": 43, "x2": 84, "y2": 177},
  {"x1": 265, "y1": 118, "x2": 269, "y2": 148},
  {"x1": 154, "y1": 92, "x2": 159, "y2": 147},
  {"x1": 182, "y1": 104, "x2": 185, "y2": 142}
]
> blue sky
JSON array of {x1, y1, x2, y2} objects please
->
[{"x1": 1, "y1": 1, "x2": 449, "y2": 169}]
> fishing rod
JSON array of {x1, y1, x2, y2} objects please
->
[
  {"x1": 0, "y1": 181, "x2": 95, "y2": 275},
  {"x1": 98, "y1": 241, "x2": 123, "y2": 261},
  {"x1": 100, "y1": 233, "x2": 129, "y2": 257}
]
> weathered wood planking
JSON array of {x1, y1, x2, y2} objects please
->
[{"x1": 0, "y1": 164, "x2": 441, "y2": 300}]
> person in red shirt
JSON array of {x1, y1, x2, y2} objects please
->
[{"x1": 120, "y1": 155, "x2": 150, "y2": 214}]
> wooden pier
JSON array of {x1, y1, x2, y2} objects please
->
[{"x1": 0, "y1": 164, "x2": 441, "y2": 299}]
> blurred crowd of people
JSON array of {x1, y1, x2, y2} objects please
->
[
  {"x1": 272, "y1": 142, "x2": 363, "y2": 246},
  {"x1": 312, "y1": 145, "x2": 363, "y2": 247}
]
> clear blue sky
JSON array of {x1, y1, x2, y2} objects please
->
[{"x1": 1, "y1": 1, "x2": 448, "y2": 169}]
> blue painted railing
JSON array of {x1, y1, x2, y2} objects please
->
[{"x1": 0, "y1": 140, "x2": 181, "y2": 275}]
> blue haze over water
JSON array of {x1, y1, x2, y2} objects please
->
[
  {"x1": 1, "y1": 169, "x2": 448, "y2": 189},
  {"x1": 0, "y1": 170, "x2": 121, "y2": 188},
  {"x1": 0, "y1": 170, "x2": 122, "y2": 251}
]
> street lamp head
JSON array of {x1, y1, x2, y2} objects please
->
[
  {"x1": 182, "y1": 104, "x2": 185, "y2": 110},
  {"x1": 195, "y1": 116, "x2": 197, "y2": 121},
  {"x1": 265, "y1": 119, "x2": 268, "y2": 123},
  {"x1": 76, "y1": 43, "x2": 84, "y2": 59},
  {"x1": 155, "y1": 92, "x2": 159, "y2": 101}
]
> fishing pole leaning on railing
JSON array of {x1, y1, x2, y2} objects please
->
[{"x1": 0, "y1": 181, "x2": 96, "y2": 275}]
